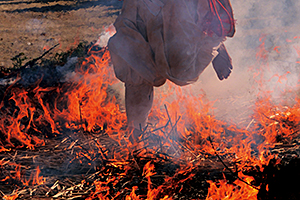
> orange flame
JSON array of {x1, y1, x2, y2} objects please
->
[
  {"x1": 206, "y1": 173, "x2": 258, "y2": 200},
  {"x1": 3, "y1": 194, "x2": 19, "y2": 200},
  {"x1": 2, "y1": 33, "x2": 300, "y2": 199}
]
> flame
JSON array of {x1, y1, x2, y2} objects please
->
[
  {"x1": 52, "y1": 47, "x2": 125, "y2": 135},
  {"x1": 273, "y1": 46, "x2": 280, "y2": 54},
  {"x1": 3, "y1": 194, "x2": 19, "y2": 200},
  {"x1": 206, "y1": 173, "x2": 258, "y2": 200},
  {"x1": 293, "y1": 45, "x2": 300, "y2": 58},
  {"x1": 1, "y1": 32, "x2": 300, "y2": 199},
  {"x1": 43, "y1": 45, "x2": 50, "y2": 51},
  {"x1": 20, "y1": 165, "x2": 46, "y2": 186},
  {"x1": 256, "y1": 35, "x2": 269, "y2": 63},
  {"x1": 1, "y1": 159, "x2": 45, "y2": 188},
  {"x1": 0, "y1": 86, "x2": 46, "y2": 149}
]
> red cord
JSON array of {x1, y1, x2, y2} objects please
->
[{"x1": 208, "y1": 0, "x2": 234, "y2": 36}]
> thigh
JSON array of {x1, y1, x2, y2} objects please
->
[{"x1": 108, "y1": 0, "x2": 165, "y2": 86}]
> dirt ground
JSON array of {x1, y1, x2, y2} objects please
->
[{"x1": 0, "y1": 0, "x2": 122, "y2": 67}]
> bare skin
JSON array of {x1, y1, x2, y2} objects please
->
[{"x1": 125, "y1": 82, "x2": 153, "y2": 130}]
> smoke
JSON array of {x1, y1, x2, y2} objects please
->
[
  {"x1": 160, "y1": 0, "x2": 300, "y2": 127},
  {"x1": 106, "y1": 0, "x2": 300, "y2": 127}
]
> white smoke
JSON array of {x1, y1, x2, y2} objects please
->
[
  {"x1": 103, "y1": 0, "x2": 300, "y2": 127},
  {"x1": 96, "y1": 24, "x2": 116, "y2": 48},
  {"x1": 156, "y1": 0, "x2": 300, "y2": 127}
]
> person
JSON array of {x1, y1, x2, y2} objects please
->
[{"x1": 108, "y1": 0, "x2": 235, "y2": 133}]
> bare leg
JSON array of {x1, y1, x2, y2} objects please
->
[{"x1": 125, "y1": 82, "x2": 153, "y2": 130}]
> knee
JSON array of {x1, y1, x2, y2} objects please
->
[{"x1": 125, "y1": 81, "x2": 154, "y2": 102}]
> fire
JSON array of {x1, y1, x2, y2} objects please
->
[
  {"x1": 21, "y1": 166, "x2": 46, "y2": 186},
  {"x1": 206, "y1": 173, "x2": 258, "y2": 200},
  {"x1": 0, "y1": 85, "x2": 46, "y2": 149},
  {"x1": 1, "y1": 32, "x2": 300, "y2": 199},
  {"x1": 0, "y1": 159, "x2": 45, "y2": 188},
  {"x1": 2, "y1": 194, "x2": 18, "y2": 200},
  {"x1": 52, "y1": 47, "x2": 126, "y2": 135},
  {"x1": 256, "y1": 35, "x2": 269, "y2": 63}
]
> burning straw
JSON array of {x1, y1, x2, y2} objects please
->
[{"x1": 1, "y1": 36, "x2": 300, "y2": 199}]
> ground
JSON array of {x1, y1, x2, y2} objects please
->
[{"x1": 0, "y1": 0, "x2": 122, "y2": 67}]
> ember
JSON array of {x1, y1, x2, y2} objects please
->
[{"x1": 1, "y1": 33, "x2": 300, "y2": 200}]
